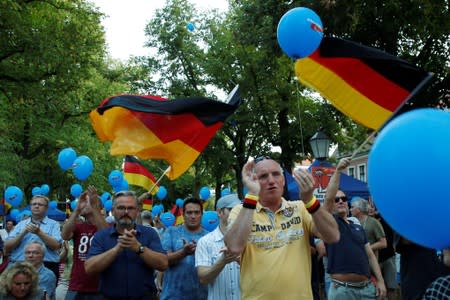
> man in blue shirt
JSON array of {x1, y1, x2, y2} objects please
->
[
  {"x1": 160, "y1": 197, "x2": 209, "y2": 300},
  {"x1": 85, "y1": 190, "x2": 167, "y2": 300},
  {"x1": 5, "y1": 195, "x2": 62, "y2": 279}
]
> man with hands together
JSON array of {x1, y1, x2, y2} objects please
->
[
  {"x1": 224, "y1": 157, "x2": 339, "y2": 300},
  {"x1": 85, "y1": 191, "x2": 167, "y2": 300}
]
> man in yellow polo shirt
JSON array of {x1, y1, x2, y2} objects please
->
[{"x1": 225, "y1": 157, "x2": 339, "y2": 299}]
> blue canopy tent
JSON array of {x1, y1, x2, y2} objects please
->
[{"x1": 283, "y1": 160, "x2": 370, "y2": 201}]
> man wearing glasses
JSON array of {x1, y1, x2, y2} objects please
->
[
  {"x1": 323, "y1": 158, "x2": 386, "y2": 299},
  {"x1": 85, "y1": 191, "x2": 168, "y2": 300},
  {"x1": 225, "y1": 157, "x2": 340, "y2": 299},
  {"x1": 5, "y1": 195, "x2": 62, "y2": 279}
]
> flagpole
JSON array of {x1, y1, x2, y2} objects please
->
[
  {"x1": 148, "y1": 166, "x2": 171, "y2": 194},
  {"x1": 350, "y1": 72, "x2": 434, "y2": 159}
]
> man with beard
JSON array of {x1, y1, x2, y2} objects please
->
[
  {"x1": 159, "y1": 197, "x2": 209, "y2": 300},
  {"x1": 85, "y1": 191, "x2": 168, "y2": 300}
]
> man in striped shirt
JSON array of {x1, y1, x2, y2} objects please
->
[{"x1": 195, "y1": 194, "x2": 241, "y2": 300}]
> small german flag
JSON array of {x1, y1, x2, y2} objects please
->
[
  {"x1": 90, "y1": 86, "x2": 240, "y2": 179},
  {"x1": 171, "y1": 204, "x2": 184, "y2": 225},
  {"x1": 142, "y1": 198, "x2": 153, "y2": 211},
  {"x1": 123, "y1": 156, "x2": 159, "y2": 194},
  {"x1": 295, "y1": 37, "x2": 431, "y2": 130}
]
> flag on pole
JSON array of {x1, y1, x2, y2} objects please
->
[
  {"x1": 142, "y1": 198, "x2": 153, "y2": 211},
  {"x1": 123, "y1": 156, "x2": 159, "y2": 194},
  {"x1": 295, "y1": 37, "x2": 432, "y2": 129},
  {"x1": 90, "y1": 86, "x2": 240, "y2": 179}
]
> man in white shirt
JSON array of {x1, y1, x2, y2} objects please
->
[{"x1": 195, "y1": 194, "x2": 241, "y2": 300}]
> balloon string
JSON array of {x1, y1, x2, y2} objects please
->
[
  {"x1": 149, "y1": 166, "x2": 171, "y2": 194},
  {"x1": 351, "y1": 131, "x2": 376, "y2": 159}
]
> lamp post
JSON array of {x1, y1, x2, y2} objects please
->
[{"x1": 309, "y1": 130, "x2": 331, "y2": 161}]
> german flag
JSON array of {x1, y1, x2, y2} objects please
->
[
  {"x1": 171, "y1": 204, "x2": 184, "y2": 225},
  {"x1": 123, "y1": 156, "x2": 159, "y2": 194},
  {"x1": 90, "y1": 86, "x2": 240, "y2": 180},
  {"x1": 142, "y1": 198, "x2": 153, "y2": 211},
  {"x1": 295, "y1": 37, "x2": 432, "y2": 129}
]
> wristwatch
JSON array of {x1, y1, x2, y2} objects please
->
[{"x1": 136, "y1": 244, "x2": 145, "y2": 255}]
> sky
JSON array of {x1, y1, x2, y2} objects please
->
[{"x1": 90, "y1": 0, "x2": 228, "y2": 61}]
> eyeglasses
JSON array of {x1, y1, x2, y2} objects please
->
[
  {"x1": 115, "y1": 206, "x2": 137, "y2": 212},
  {"x1": 254, "y1": 156, "x2": 272, "y2": 164},
  {"x1": 30, "y1": 202, "x2": 47, "y2": 207},
  {"x1": 335, "y1": 196, "x2": 348, "y2": 203}
]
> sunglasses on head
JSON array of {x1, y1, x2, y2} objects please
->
[
  {"x1": 254, "y1": 156, "x2": 272, "y2": 164},
  {"x1": 335, "y1": 196, "x2": 348, "y2": 203}
]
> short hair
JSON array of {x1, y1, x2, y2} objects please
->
[
  {"x1": 0, "y1": 261, "x2": 40, "y2": 296},
  {"x1": 24, "y1": 240, "x2": 47, "y2": 255},
  {"x1": 112, "y1": 191, "x2": 138, "y2": 207},
  {"x1": 352, "y1": 198, "x2": 369, "y2": 214},
  {"x1": 183, "y1": 197, "x2": 203, "y2": 213}
]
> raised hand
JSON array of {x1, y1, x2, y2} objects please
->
[
  {"x1": 242, "y1": 160, "x2": 260, "y2": 195},
  {"x1": 293, "y1": 168, "x2": 315, "y2": 203}
]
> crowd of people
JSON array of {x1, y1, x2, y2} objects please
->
[{"x1": 0, "y1": 157, "x2": 449, "y2": 299}]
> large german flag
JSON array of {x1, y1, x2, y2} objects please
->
[
  {"x1": 295, "y1": 37, "x2": 431, "y2": 129},
  {"x1": 90, "y1": 86, "x2": 240, "y2": 179},
  {"x1": 123, "y1": 156, "x2": 159, "y2": 194}
]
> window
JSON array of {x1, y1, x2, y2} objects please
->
[
  {"x1": 348, "y1": 167, "x2": 355, "y2": 178},
  {"x1": 358, "y1": 164, "x2": 366, "y2": 182}
]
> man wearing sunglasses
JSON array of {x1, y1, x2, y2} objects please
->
[
  {"x1": 85, "y1": 191, "x2": 168, "y2": 300},
  {"x1": 323, "y1": 157, "x2": 386, "y2": 300},
  {"x1": 225, "y1": 157, "x2": 339, "y2": 299}
]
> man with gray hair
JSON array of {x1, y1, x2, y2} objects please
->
[
  {"x1": 351, "y1": 197, "x2": 386, "y2": 259},
  {"x1": 196, "y1": 194, "x2": 241, "y2": 300},
  {"x1": 85, "y1": 190, "x2": 167, "y2": 300},
  {"x1": 24, "y1": 240, "x2": 56, "y2": 299}
]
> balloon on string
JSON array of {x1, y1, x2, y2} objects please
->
[
  {"x1": 58, "y1": 147, "x2": 77, "y2": 171},
  {"x1": 4, "y1": 186, "x2": 23, "y2": 208},
  {"x1": 32, "y1": 187, "x2": 42, "y2": 197},
  {"x1": 104, "y1": 199, "x2": 113, "y2": 212},
  {"x1": 199, "y1": 186, "x2": 210, "y2": 200},
  {"x1": 186, "y1": 22, "x2": 195, "y2": 31},
  {"x1": 49, "y1": 200, "x2": 58, "y2": 209},
  {"x1": 113, "y1": 179, "x2": 129, "y2": 193},
  {"x1": 100, "y1": 192, "x2": 112, "y2": 205},
  {"x1": 368, "y1": 108, "x2": 450, "y2": 249},
  {"x1": 201, "y1": 211, "x2": 219, "y2": 232},
  {"x1": 70, "y1": 184, "x2": 83, "y2": 198},
  {"x1": 156, "y1": 186, "x2": 167, "y2": 200},
  {"x1": 108, "y1": 170, "x2": 123, "y2": 187},
  {"x1": 40, "y1": 184, "x2": 50, "y2": 196},
  {"x1": 277, "y1": 7, "x2": 324, "y2": 59},
  {"x1": 221, "y1": 188, "x2": 231, "y2": 197},
  {"x1": 10, "y1": 208, "x2": 20, "y2": 219},
  {"x1": 152, "y1": 205, "x2": 163, "y2": 217},
  {"x1": 72, "y1": 155, "x2": 94, "y2": 181},
  {"x1": 160, "y1": 212, "x2": 175, "y2": 227},
  {"x1": 70, "y1": 200, "x2": 78, "y2": 211},
  {"x1": 176, "y1": 198, "x2": 184, "y2": 208}
]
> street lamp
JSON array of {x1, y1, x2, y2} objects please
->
[{"x1": 309, "y1": 130, "x2": 331, "y2": 160}]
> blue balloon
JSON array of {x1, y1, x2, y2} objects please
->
[
  {"x1": 100, "y1": 192, "x2": 112, "y2": 205},
  {"x1": 277, "y1": 7, "x2": 324, "y2": 59},
  {"x1": 49, "y1": 200, "x2": 58, "y2": 209},
  {"x1": 40, "y1": 184, "x2": 50, "y2": 196},
  {"x1": 187, "y1": 22, "x2": 195, "y2": 31},
  {"x1": 10, "y1": 208, "x2": 20, "y2": 219},
  {"x1": 201, "y1": 211, "x2": 219, "y2": 232},
  {"x1": 22, "y1": 209, "x2": 32, "y2": 217},
  {"x1": 70, "y1": 184, "x2": 83, "y2": 198},
  {"x1": 368, "y1": 109, "x2": 450, "y2": 249},
  {"x1": 4, "y1": 186, "x2": 23, "y2": 208},
  {"x1": 72, "y1": 155, "x2": 94, "y2": 181},
  {"x1": 70, "y1": 200, "x2": 78, "y2": 211},
  {"x1": 32, "y1": 186, "x2": 42, "y2": 196},
  {"x1": 176, "y1": 198, "x2": 184, "y2": 207},
  {"x1": 221, "y1": 188, "x2": 231, "y2": 197},
  {"x1": 152, "y1": 205, "x2": 162, "y2": 217},
  {"x1": 156, "y1": 186, "x2": 167, "y2": 200},
  {"x1": 199, "y1": 186, "x2": 210, "y2": 200},
  {"x1": 113, "y1": 179, "x2": 129, "y2": 193},
  {"x1": 58, "y1": 148, "x2": 77, "y2": 171},
  {"x1": 104, "y1": 199, "x2": 113, "y2": 212},
  {"x1": 108, "y1": 170, "x2": 123, "y2": 187},
  {"x1": 160, "y1": 212, "x2": 175, "y2": 227}
]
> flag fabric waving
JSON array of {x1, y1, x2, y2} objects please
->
[
  {"x1": 295, "y1": 37, "x2": 431, "y2": 130},
  {"x1": 90, "y1": 86, "x2": 240, "y2": 179},
  {"x1": 123, "y1": 155, "x2": 159, "y2": 194}
]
